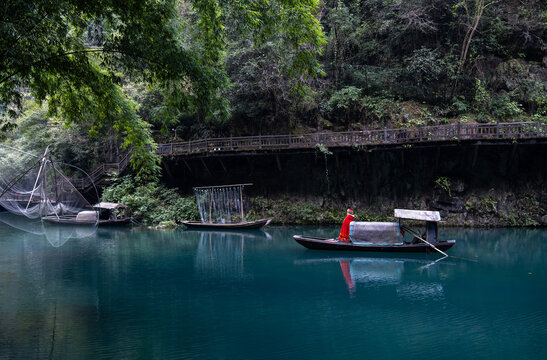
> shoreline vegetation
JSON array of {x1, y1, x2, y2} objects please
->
[{"x1": 102, "y1": 176, "x2": 545, "y2": 228}]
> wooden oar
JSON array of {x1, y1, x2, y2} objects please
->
[
  {"x1": 402, "y1": 225, "x2": 448, "y2": 257},
  {"x1": 402, "y1": 225, "x2": 478, "y2": 262},
  {"x1": 417, "y1": 255, "x2": 448, "y2": 271}
]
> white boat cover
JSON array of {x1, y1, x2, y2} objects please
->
[
  {"x1": 394, "y1": 209, "x2": 441, "y2": 222},
  {"x1": 76, "y1": 211, "x2": 98, "y2": 222},
  {"x1": 349, "y1": 222, "x2": 403, "y2": 245}
]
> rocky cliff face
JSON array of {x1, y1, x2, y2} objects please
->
[{"x1": 164, "y1": 140, "x2": 547, "y2": 226}]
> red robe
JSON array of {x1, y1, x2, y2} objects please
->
[{"x1": 338, "y1": 214, "x2": 354, "y2": 241}]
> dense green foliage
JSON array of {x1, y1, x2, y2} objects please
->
[
  {"x1": 101, "y1": 175, "x2": 199, "y2": 224},
  {"x1": 217, "y1": 0, "x2": 545, "y2": 135},
  {"x1": 0, "y1": 100, "x2": 110, "y2": 171},
  {"x1": 1, "y1": 0, "x2": 325, "y2": 176}
]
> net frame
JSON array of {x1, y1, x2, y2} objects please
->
[{"x1": 0, "y1": 144, "x2": 99, "y2": 226}]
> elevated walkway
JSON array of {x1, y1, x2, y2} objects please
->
[
  {"x1": 84, "y1": 121, "x2": 546, "y2": 189},
  {"x1": 156, "y1": 121, "x2": 546, "y2": 156}
]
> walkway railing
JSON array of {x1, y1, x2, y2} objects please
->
[
  {"x1": 156, "y1": 121, "x2": 546, "y2": 156},
  {"x1": 71, "y1": 152, "x2": 131, "y2": 191},
  {"x1": 79, "y1": 121, "x2": 545, "y2": 190}
]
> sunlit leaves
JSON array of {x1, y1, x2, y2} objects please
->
[{"x1": 0, "y1": 0, "x2": 325, "y2": 177}]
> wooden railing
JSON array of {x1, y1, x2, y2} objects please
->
[
  {"x1": 79, "y1": 121, "x2": 545, "y2": 190},
  {"x1": 71, "y1": 152, "x2": 131, "y2": 191},
  {"x1": 156, "y1": 121, "x2": 546, "y2": 156}
]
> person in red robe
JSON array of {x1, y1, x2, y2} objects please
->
[{"x1": 338, "y1": 208, "x2": 354, "y2": 242}]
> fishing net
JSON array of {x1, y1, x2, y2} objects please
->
[
  {"x1": 193, "y1": 184, "x2": 249, "y2": 224},
  {"x1": 0, "y1": 145, "x2": 98, "y2": 231}
]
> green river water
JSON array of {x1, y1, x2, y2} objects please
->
[{"x1": 0, "y1": 219, "x2": 546, "y2": 359}]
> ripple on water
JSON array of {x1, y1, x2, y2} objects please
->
[{"x1": 1, "y1": 226, "x2": 547, "y2": 359}]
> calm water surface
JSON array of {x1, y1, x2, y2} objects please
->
[{"x1": 0, "y1": 219, "x2": 546, "y2": 360}]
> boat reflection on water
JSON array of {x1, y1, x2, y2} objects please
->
[
  {"x1": 0, "y1": 211, "x2": 97, "y2": 247},
  {"x1": 41, "y1": 221, "x2": 97, "y2": 247},
  {"x1": 183, "y1": 229, "x2": 272, "y2": 279},
  {"x1": 296, "y1": 254, "x2": 453, "y2": 298}
]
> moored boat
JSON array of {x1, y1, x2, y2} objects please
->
[
  {"x1": 183, "y1": 183, "x2": 271, "y2": 230},
  {"x1": 182, "y1": 218, "x2": 271, "y2": 230},
  {"x1": 293, "y1": 209, "x2": 455, "y2": 253},
  {"x1": 293, "y1": 235, "x2": 455, "y2": 253},
  {"x1": 41, "y1": 213, "x2": 97, "y2": 225}
]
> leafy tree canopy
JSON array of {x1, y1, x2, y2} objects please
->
[{"x1": 0, "y1": 0, "x2": 325, "y2": 178}]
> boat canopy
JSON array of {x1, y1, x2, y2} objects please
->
[
  {"x1": 350, "y1": 222, "x2": 404, "y2": 245},
  {"x1": 394, "y1": 209, "x2": 441, "y2": 222},
  {"x1": 94, "y1": 202, "x2": 127, "y2": 210}
]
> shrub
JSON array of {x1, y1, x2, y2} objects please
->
[
  {"x1": 491, "y1": 95, "x2": 523, "y2": 120},
  {"x1": 434, "y1": 176, "x2": 451, "y2": 197},
  {"x1": 101, "y1": 175, "x2": 199, "y2": 225}
]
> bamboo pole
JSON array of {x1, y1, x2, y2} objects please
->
[
  {"x1": 208, "y1": 188, "x2": 213, "y2": 223},
  {"x1": 239, "y1": 185, "x2": 244, "y2": 223},
  {"x1": 26, "y1": 146, "x2": 50, "y2": 211},
  {"x1": 402, "y1": 225, "x2": 448, "y2": 257}
]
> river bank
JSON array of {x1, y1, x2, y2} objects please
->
[{"x1": 245, "y1": 187, "x2": 546, "y2": 227}]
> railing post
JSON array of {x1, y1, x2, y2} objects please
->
[
  {"x1": 419, "y1": 126, "x2": 423, "y2": 142},
  {"x1": 384, "y1": 127, "x2": 387, "y2": 143},
  {"x1": 230, "y1": 135, "x2": 233, "y2": 150},
  {"x1": 457, "y1": 121, "x2": 461, "y2": 139},
  {"x1": 288, "y1": 134, "x2": 292, "y2": 147},
  {"x1": 496, "y1": 120, "x2": 500, "y2": 138},
  {"x1": 537, "y1": 121, "x2": 541, "y2": 137}
]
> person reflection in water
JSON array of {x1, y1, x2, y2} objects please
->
[
  {"x1": 339, "y1": 261, "x2": 356, "y2": 297},
  {"x1": 338, "y1": 208, "x2": 354, "y2": 242}
]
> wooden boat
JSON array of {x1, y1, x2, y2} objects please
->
[
  {"x1": 42, "y1": 202, "x2": 132, "y2": 226},
  {"x1": 294, "y1": 209, "x2": 456, "y2": 253},
  {"x1": 182, "y1": 218, "x2": 271, "y2": 230},
  {"x1": 41, "y1": 214, "x2": 130, "y2": 226},
  {"x1": 184, "y1": 183, "x2": 272, "y2": 230},
  {"x1": 42, "y1": 213, "x2": 97, "y2": 225},
  {"x1": 293, "y1": 235, "x2": 455, "y2": 253},
  {"x1": 99, "y1": 217, "x2": 132, "y2": 226},
  {"x1": 41, "y1": 215, "x2": 131, "y2": 226}
]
